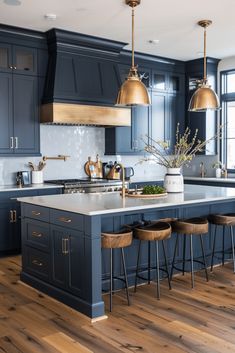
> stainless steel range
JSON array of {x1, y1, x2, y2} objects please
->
[{"x1": 45, "y1": 178, "x2": 129, "y2": 194}]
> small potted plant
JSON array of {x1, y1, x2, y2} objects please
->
[{"x1": 212, "y1": 161, "x2": 222, "y2": 178}]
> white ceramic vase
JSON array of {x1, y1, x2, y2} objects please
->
[
  {"x1": 164, "y1": 168, "x2": 184, "y2": 193},
  {"x1": 32, "y1": 170, "x2": 43, "y2": 184},
  {"x1": 215, "y1": 168, "x2": 222, "y2": 178}
]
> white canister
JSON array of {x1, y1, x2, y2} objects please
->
[
  {"x1": 32, "y1": 170, "x2": 43, "y2": 184},
  {"x1": 215, "y1": 168, "x2": 222, "y2": 178},
  {"x1": 164, "y1": 168, "x2": 184, "y2": 193}
]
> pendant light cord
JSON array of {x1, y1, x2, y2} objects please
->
[
  {"x1": 131, "y1": 6, "x2": 135, "y2": 69},
  {"x1": 203, "y1": 26, "x2": 207, "y2": 82}
]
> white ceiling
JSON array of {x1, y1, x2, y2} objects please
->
[{"x1": 1, "y1": 0, "x2": 235, "y2": 61}]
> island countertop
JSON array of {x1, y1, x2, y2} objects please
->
[{"x1": 18, "y1": 184, "x2": 235, "y2": 216}]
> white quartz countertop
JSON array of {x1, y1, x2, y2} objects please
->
[
  {"x1": 0, "y1": 183, "x2": 64, "y2": 192},
  {"x1": 129, "y1": 176, "x2": 164, "y2": 183},
  {"x1": 18, "y1": 184, "x2": 235, "y2": 216},
  {"x1": 184, "y1": 176, "x2": 235, "y2": 183}
]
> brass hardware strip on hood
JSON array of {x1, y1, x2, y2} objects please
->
[
  {"x1": 42, "y1": 155, "x2": 70, "y2": 162},
  {"x1": 40, "y1": 103, "x2": 131, "y2": 127}
]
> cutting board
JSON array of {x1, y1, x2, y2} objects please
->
[{"x1": 84, "y1": 157, "x2": 103, "y2": 178}]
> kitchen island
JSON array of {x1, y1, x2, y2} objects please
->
[{"x1": 18, "y1": 184, "x2": 235, "y2": 319}]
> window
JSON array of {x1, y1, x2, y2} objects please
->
[{"x1": 221, "y1": 70, "x2": 235, "y2": 171}]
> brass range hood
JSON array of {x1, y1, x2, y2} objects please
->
[{"x1": 40, "y1": 103, "x2": 131, "y2": 127}]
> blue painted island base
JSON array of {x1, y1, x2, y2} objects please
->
[{"x1": 19, "y1": 195, "x2": 235, "y2": 319}]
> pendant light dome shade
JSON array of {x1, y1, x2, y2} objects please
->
[
  {"x1": 188, "y1": 81, "x2": 220, "y2": 112},
  {"x1": 116, "y1": 0, "x2": 150, "y2": 106},
  {"x1": 188, "y1": 20, "x2": 220, "y2": 112},
  {"x1": 116, "y1": 67, "x2": 150, "y2": 106}
]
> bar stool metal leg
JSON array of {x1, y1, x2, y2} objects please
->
[
  {"x1": 190, "y1": 234, "x2": 194, "y2": 288},
  {"x1": 170, "y1": 234, "x2": 179, "y2": 280},
  {"x1": 148, "y1": 241, "x2": 151, "y2": 284},
  {"x1": 230, "y1": 226, "x2": 235, "y2": 273},
  {"x1": 134, "y1": 240, "x2": 142, "y2": 292},
  {"x1": 211, "y1": 224, "x2": 217, "y2": 272},
  {"x1": 222, "y1": 226, "x2": 225, "y2": 266},
  {"x1": 200, "y1": 234, "x2": 209, "y2": 282},
  {"x1": 162, "y1": 240, "x2": 172, "y2": 290},
  {"x1": 110, "y1": 248, "x2": 113, "y2": 312},
  {"x1": 121, "y1": 248, "x2": 130, "y2": 305},
  {"x1": 155, "y1": 240, "x2": 160, "y2": 299},
  {"x1": 182, "y1": 235, "x2": 186, "y2": 276}
]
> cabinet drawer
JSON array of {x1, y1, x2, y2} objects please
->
[
  {"x1": 25, "y1": 220, "x2": 50, "y2": 251},
  {"x1": 24, "y1": 204, "x2": 49, "y2": 222},
  {"x1": 23, "y1": 247, "x2": 50, "y2": 280},
  {"x1": 50, "y1": 209, "x2": 83, "y2": 231}
]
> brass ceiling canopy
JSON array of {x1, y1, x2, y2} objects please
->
[
  {"x1": 116, "y1": 0, "x2": 150, "y2": 106},
  {"x1": 188, "y1": 19, "x2": 220, "y2": 112}
]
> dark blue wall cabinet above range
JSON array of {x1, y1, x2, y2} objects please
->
[
  {"x1": 0, "y1": 25, "x2": 47, "y2": 156},
  {"x1": 185, "y1": 57, "x2": 220, "y2": 155}
]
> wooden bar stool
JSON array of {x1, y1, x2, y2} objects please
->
[
  {"x1": 101, "y1": 230, "x2": 133, "y2": 312},
  {"x1": 209, "y1": 214, "x2": 235, "y2": 272},
  {"x1": 134, "y1": 221, "x2": 172, "y2": 299},
  {"x1": 171, "y1": 217, "x2": 209, "y2": 288}
]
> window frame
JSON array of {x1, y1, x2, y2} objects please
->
[{"x1": 220, "y1": 69, "x2": 235, "y2": 173}]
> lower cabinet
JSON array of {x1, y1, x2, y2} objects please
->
[
  {"x1": 0, "y1": 188, "x2": 62, "y2": 255},
  {"x1": 51, "y1": 224, "x2": 84, "y2": 297},
  {"x1": 21, "y1": 210, "x2": 85, "y2": 300}
]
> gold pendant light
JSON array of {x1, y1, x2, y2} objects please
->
[
  {"x1": 188, "y1": 20, "x2": 220, "y2": 112},
  {"x1": 116, "y1": 0, "x2": 150, "y2": 106}
]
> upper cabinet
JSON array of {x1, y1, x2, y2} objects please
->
[
  {"x1": 0, "y1": 25, "x2": 46, "y2": 156},
  {"x1": 105, "y1": 59, "x2": 185, "y2": 155},
  {"x1": 0, "y1": 43, "x2": 37, "y2": 75},
  {"x1": 185, "y1": 58, "x2": 220, "y2": 155}
]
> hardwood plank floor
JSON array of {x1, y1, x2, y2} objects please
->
[{"x1": 0, "y1": 256, "x2": 234, "y2": 353}]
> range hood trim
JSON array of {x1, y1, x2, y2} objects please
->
[{"x1": 40, "y1": 103, "x2": 131, "y2": 127}]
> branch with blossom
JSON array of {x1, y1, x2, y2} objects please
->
[{"x1": 139, "y1": 123, "x2": 222, "y2": 169}]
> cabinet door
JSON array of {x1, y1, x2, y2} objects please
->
[
  {"x1": 0, "y1": 43, "x2": 12, "y2": 73},
  {"x1": 150, "y1": 92, "x2": 166, "y2": 143},
  {"x1": 132, "y1": 105, "x2": 149, "y2": 152},
  {"x1": 13, "y1": 75, "x2": 39, "y2": 154},
  {"x1": 0, "y1": 73, "x2": 14, "y2": 154},
  {"x1": 51, "y1": 225, "x2": 68, "y2": 289},
  {"x1": 0, "y1": 203, "x2": 17, "y2": 252},
  {"x1": 12, "y1": 46, "x2": 37, "y2": 75},
  {"x1": 68, "y1": 230, "x2": 85, "y2": 297},
  {"x1": 152, "y1": 70, "x2": 167, "y2": 92},
  {"x1": 167, "y1": 93, "x2": 185, "y2": 149}
]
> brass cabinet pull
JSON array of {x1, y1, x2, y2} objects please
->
[
  {"x1": 9, "y1": 210, "x2": 14, "y2": 223},
  {"x1": 13, "y1": 210, "x2": 17, "y2": 223},
  {"x1": 32, "y1": 259, "x2": 43, "y2": 267},
  {"x1": 59, "y1": 217, "x2": 72, "y2": 223},
  {"x1": 32, "y1": 211, "x2": 41, "y2": 216},
  {"x1": 32, "y1": 231, "x2": 43, "y2": 238},
  {"x1": 62, "y1": 238, "x2": 69, "y2": 255}
]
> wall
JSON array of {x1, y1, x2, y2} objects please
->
[{"x1": 0, "y1": 125, "x2": 165, "y2": 185}]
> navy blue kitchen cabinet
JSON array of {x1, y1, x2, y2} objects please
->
[
  {"x1": 0, "y1": 188, "x2": 62, "y2": 255},
  {"x1": 185, "y1": 58, "x2": 220, "y2": 155},
  {"x1": 51, "y1": 224, "x2": 84, "y2": 297},
  {"x1": 0, "y1": 43, "x2": 37, "y2": 75},
  {"x1": 0, "y1": 72, "x2": 40, "y2": 155}
]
